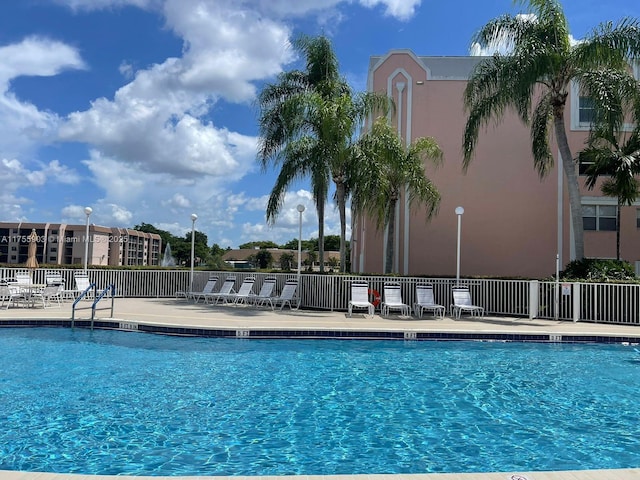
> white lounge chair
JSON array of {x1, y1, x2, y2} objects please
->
[
  {"x1": 250, "y1": 278, "x2": 277, "y2": 308},
  {"x1": 204, "y1": 276, "x2": 236, "y2": 305},
  {"x1": 68, "y1": 272, "x2": 94, "y2": 300},
  {"x1": 348, "y1": 282, "x2": 375, "y2": 318},
  {"x1": 451, "y1": 287, "x2": 484, "y2": 319},
  {"x1": 222, "y1": 277, "x2": 256, "y2": 306},
  {"x1": 270, "y1": 280, "x2": 298, "y2": 310},
  {"x1": 187, "y1": 275, "x2": 219, "y2": 303},
  {"x1": 414, "y1": 284, "x2": 445, "y2": 319},
  {"x1": 381, "y1": 283, "x2": 410, "y2": 317}
]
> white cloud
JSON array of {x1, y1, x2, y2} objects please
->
[
  {"x1": 358, "y1": 0, "x2": 421, "y2": 20},
  {"x1": 0, "y1": 37, "x2": 85, "y2": 159},
  {"x1": 0, "y1": 36, "x2": 86, "y2": 88},
  {"x1": 60, "y1": 204, "x2": 89, "y2": 222},
  {"x1": 57, "y1": 0, "x2": 284, "y2": 183},
  {"x1": 53, "y1": 0, "x2": 160, "y2": 11}
]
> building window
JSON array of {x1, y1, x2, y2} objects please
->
[
  {"x1": 583, "y1": 205, "x2": 617, "y2": 231},
  {"x1": 579, "y1": 96, "x2": 595, "y2": 124},
  {"x1": 636, "y1": 208, "x2": 640, "y2": 228},
  {"x1": 578, "y1": 156, "x2": 595, "y2": 175}
]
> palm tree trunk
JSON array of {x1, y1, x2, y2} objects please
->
[
  {"x1": 336, "y1": 181, "x2": 347, "y2": 272},
  {"x1": 317, "y1": 201, "x2": 325, "y2": 273},
  {"x1": 616, "y1": 201, "x2": 621, "y2": 261},
  {"x1": 554, "y1": 111, "x2": 585, "y2": 261},
  {"x1": 385, "y1": 200, "x2": 397, "y2": 274}
]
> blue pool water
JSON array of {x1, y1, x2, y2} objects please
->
[{"x1": 1, "y1": 328, "x2": 640, "y2": 476}]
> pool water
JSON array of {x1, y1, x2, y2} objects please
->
[{"x1": 0, "y1": 328, "x2": 639, "y2": 476}]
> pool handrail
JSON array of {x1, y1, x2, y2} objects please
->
[
  {"x1": 90, "y1": 284, "x2": 116, "y2": 330},
  {"x1": 71, "y1": 282, "x2": 97, "y2": 328}
]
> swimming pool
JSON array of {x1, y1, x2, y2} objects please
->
[{"x1": 1, "y1": 327, "x2": 639, "y2": 476}]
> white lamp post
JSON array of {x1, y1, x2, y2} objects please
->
[
  {"x1": 455, "y1": 206, "x2": 464, "y2": 286},
  {"x1": 296, "y1": 204, "x2": 305, "y2": 278},
  {"x1": 190, "y1": 213, "x2": 198, "y2": 291},
  {"x1": 83, "y1": 206, "x2": 92, "y2": 272}
]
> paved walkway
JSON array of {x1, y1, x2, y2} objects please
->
[
  {"x1": 5, "y1": 297, "x2": 640, "y2": 338},
  {"x1": 1, "y1": 297, "x2": 640, "y2": 480}
]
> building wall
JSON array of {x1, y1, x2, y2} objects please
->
[{"x1": 354, "y1": 50, "x2": 640, "y2": 278}]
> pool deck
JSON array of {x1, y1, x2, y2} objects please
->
[{"x1": 2, "y1": 297, "x2": 640, "y2": 480}]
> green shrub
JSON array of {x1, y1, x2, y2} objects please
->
[{"x1": 560, "y1": 258, "x2": 636, "y2": 282}]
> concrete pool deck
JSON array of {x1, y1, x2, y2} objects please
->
[{"x1": 2, "y1": 297, "x2": 640, "y2": 480}]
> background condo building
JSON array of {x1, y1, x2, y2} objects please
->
[
  {"x1": 351, "y1": 50, "x2": 640, "y2": 279},
  {"x1": 0, "y1": 222, "x2": 162, "y2": 267}
]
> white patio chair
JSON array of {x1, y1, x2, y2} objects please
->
[
  {"x1": 348, "y1": 282, "x2": 375, "y2": 318},
  {"x1": 186, "y1": 275, "x2": 219, "y2": 303},
  {"x1": 250, "y1": 278, "x2": 277, "y2": 308},
  {"x1": 0, "y1": 284, "x2": 27, "y2": 309},
  {"x1": 270, "y1": 280, "x2": 299, "y2": 310},
  {"x1": 381, "y1": 283, "x2": 411, "y2": 317},
  {"x1": 204, "y1": 276, "x2": 236, "y2": 305},
  {"x1": 451, "y1": 287, "x2": 484, "y2": 319},
  {"x1": 222, "y1": 277, "x2": 256, "y2": 306},
  {"x1": 45, "y1": 270, "x2": 64, "y2": 285},
  {"x1": 14, "y1": 271, "x2": 32, "y2": 285},
  {"x1": 414, "y1": 284, "x2": 445, "y2": 319},
  {"x1": 30, "y1": 284, "x2": 63, "y2": 308}
]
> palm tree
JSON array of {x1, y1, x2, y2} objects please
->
[
  {"x1": 257, "y1": 35, "x2": 344, "y2": 272},
  {"x1": 351, "y1": 117, "x2": 443, "y2": 274},
  {"x1": 462, "y1": 0, "x2": 640, "y2": 262},
  {"x1": 257, "y1": 35, "x2": 390, "y2": 273},
  {"x1": 581, "y1": 125, "x2": 640, "y2": 260},
  {"x1": 327, "y1": 90, "x2": 392, "y2": 271}
]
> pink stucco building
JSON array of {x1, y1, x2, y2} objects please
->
[{"x1": 351, "y1": 50, "x2": 640, "y2": 279}]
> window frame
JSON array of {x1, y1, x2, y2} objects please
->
[{"x1": 582, "y1": 204, "x2": 618, "y2": 232}]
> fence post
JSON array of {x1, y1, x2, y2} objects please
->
[
  {"x1": 572, "y1": 282, "x2": 581, "y2": 323},
  {"x1": 529, "y1": 280, "x2": 539, "y2": 319}
]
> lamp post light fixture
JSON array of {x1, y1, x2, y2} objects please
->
[
  {"x1": 455, "y1": 206, "x2": 464, "y2": 286},
  {"x1": 83, "y1": 206, "x2": 92, "y2": 272},
  {"x1": 296, "y1": 204, "x2": 305, "y2": 278},
  {"x1": 190, "y1": 213, "x2": 198, "y2": 291}
]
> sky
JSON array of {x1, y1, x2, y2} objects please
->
[{"x1": 0, "y1": 0, "x2": 639, "y2": 249}]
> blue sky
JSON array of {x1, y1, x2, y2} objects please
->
[{"x1": 1, "y1": 0, "x2": 639, "y2": 249}]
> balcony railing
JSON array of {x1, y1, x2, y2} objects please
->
[{"x1": 0, "y1": 267, "x2": 638, "y2": 325}]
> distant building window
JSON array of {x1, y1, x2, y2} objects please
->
[
  {"x1": 636, "y1": 208, "x2": 640, "y2": 228},
  {"x1": 583, "y1": 205, "x2": 617, "y2": 231},
  {"x1": 579, "y1": 96, "x2": 595, "y2": 124}
]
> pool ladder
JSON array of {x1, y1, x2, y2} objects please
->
[{"x1": 71, "y1": 284, "x2": 116, "y2": 330}]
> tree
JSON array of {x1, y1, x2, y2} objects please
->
[
  {"x1": 323, "y1": 235, "x2": 342, "y2": 251},
  {"x1": 208, "y1": 243, "x2": 226, "y2": 269},
  {"x1": 305, "y1": 250, "x2": 317, "y2": 271},
  {"x1": 352, "y1": 117, "x2": 443, "y2": 274},
  {"x1": 257, "y1": 34, "x2": 390, "y2": 274},
  {"x1": 462, "y1": 0, "x2": 640, "y2": 262},
  {"x1": 279, "y1": 252, "x2": 294, "y2": 271},
  {"x1": 239, "y1": 241, "x2": 278, "y2": 249},
  {"x1": 581, "y1": 90, "x2": 640, "y2": 259},
  {"x1": 255, "y1": 249, "x2": 273, "y2": 269}
]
